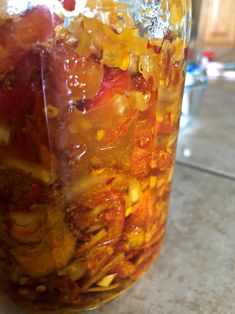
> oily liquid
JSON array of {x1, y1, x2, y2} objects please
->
[{"x1": 0, "y1": 1, "x2": 187, "y2": 312}]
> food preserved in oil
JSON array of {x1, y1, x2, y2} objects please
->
[{"x1": 0, "y1": 0, "x2": 191, "y2": 312}]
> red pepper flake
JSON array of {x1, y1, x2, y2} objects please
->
[
  {"x1": 163, "y1": 31, "x2": 174, "y2": 44},
  {"x1": 147, "y1": 40, "x2": 152, "y2": 49},
  {"x1": 147, "y1": 40, "x2": 161, "y2": 54},
  {"x1": 23, "y1": 183, "x2": 42, "y2": 209},
  {"x1": 153, "y1": 45, "x2": 162, "y2": 54}
]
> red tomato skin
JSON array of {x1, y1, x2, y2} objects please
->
[
  {"x1": 0, "y1": 75, "x2": 34, "y2": 122},
  {"x1": 91, "y1": 68, "x2": 133, "y2": 108},
  {"x1": 0, "y1": 6, "x2": 61, "y2": 74},
  {"x1": 0, "y1": 48, "x2": 46, "y2": 122}
]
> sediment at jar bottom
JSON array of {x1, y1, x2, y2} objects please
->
[
  {"x1": 0, "y1": 0, "x2": 190, "y2": 311},
  {"x1": 1, "y1": 238, "x2": 163, "y2": 313}
]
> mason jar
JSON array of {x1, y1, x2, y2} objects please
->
[{"x1": 0, "y1": 0, "x2": 191, "y2": 312}]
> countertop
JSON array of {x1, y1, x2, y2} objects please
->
[{"x1": 2, "y1": 57, "x2": 235, "y2": 314}]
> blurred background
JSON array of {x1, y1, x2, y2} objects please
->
[
  {"x1": 192, "y1": 0, "x2": 235, "y2": 44},
  {"x1": 178, "y1": 0, "x2": 235, "y2": 177},
  {"x1": 191, "y1": 0, "x2": 202, "y2": 38},
  {"x1": 168, "y1": 2, "x2": 235, "y2": 312}
]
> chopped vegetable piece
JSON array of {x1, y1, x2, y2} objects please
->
[
  {"x1": 78, "y1": 229, "x2": 107, "y2": 253},
  {"x1": 35, "y1": 285, "x2": 47, "y2": 293},
  {"x1": 65, "y1": 170, "x2": 113, "y2": 199},
  {"x1": 66, "y1": 260, "x2": 86, "y2": 281},
  {"x1": 97, "y1": 274, "x2": 116, "y2": 287},
  {"x1": 81, "y1": 253, "x2": 124, "y2": 292},
  {"x1": 87, "y1": 284, "x2": 119, "y2": 292},
  {"x1": 128, "y1": 178, "x2": 141, "y2": 205},
  {"x1": 0, "y1": 125, "x2": 10, "y2": 144},
  {"x1": 3, "y1": 157, "x2": 53, "y2": 185}
]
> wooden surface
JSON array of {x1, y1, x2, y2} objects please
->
[{"x1": 198, "y1": 0, "x2": 235, "y2": 46}]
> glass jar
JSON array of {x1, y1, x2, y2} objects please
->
[{"x1": 0, "y1": 0, "x2": 191, "y2": 312}]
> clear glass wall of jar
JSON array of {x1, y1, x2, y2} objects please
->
[{"x1": 0, "y1": 0, "x2": 191, "y2": 312}]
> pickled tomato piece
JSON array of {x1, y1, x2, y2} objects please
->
[
  {"x1": 0, "y1": 6, "x2": 59, "y2": 73},
  {"x1": 92, "y1": 67, "x2": 133, "y2": 107},
  {"x1": 0, "y1": 47, "x2": 46, "y2": 121}
]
